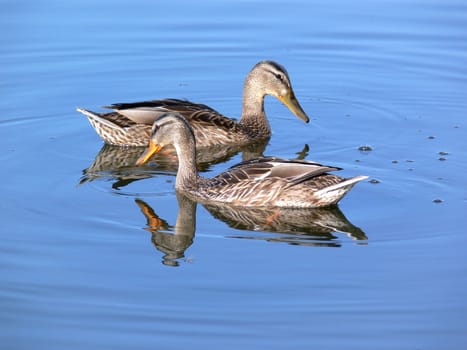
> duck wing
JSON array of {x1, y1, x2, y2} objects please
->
[
  {"x1": 214, "y1": 157, "x2": 341, "y2": 186},
  {"x1": 104, "y1": 98, "x2": 237, "y2": 130}
]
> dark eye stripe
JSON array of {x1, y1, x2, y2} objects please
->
[
  {"x1": 151, "y1": 123, "x2": 160, "y2": 136},
  {"x1": 275, "y1": 73, "x2": 284, "y2": 81},
  {"x1": 151, "y1": 113, "x2": 195, "y2": 140},
  {"x1": 264, "y1": 67, "x2": 287, "y2": 84}
]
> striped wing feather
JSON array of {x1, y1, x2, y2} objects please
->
[
  {"x1": 105, "y1": 98, "x2": 238, "y2": 131},
  {"x1": 222, "y1": 157, "x2": 341, "y2": 185}
]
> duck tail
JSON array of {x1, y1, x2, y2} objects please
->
[
  {"x1": 315, "y1": 175, "x2": 368, "y2": 206},
  {"x1": 76, "y1": 107, "x2": 122, "y2": 130}
]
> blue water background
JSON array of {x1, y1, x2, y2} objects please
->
[{"x1": 1, "y1": 0, "x2": 466, "y2": 349}]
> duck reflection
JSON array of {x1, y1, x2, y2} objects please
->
[
  {"x1": 136, "y1": 193, "x2": 196, "y2": 267},
  {"x1": 79, "y1": 145, "x2": 154, "y2": 189},
  {"x1": 135, "y1": 192, "x2": 367, "y2": 266},
  {"x1": 80, "y1": 140, "x2": 269, "y2": 189},
  {"x1": 80, "y1": 142, "x2": 310, "y2": 189},
  {"x1": 203, "y1": 202, "x2": 367, "y2": 246}
]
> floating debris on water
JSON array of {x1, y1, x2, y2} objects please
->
[
  {"x1": 369, "y1": 179, "x2": 380, "y2": 184},
  {"x1": 406, "y1": 159, "x2": 414, "y2": 163},
  {"x1": 438, "y1": 151, "x2": 448, "y2": 161},
  {"x1": 358, "y1": 145, "x2": 373, "y2": 152},
  {"x1": 427, "y1": 135, "x2": 435, "y2": 139},
  {"x1": 433, "y1": 198, "x2": 443, "y2": 204},
  {"x1": 392, "y1": 160, "x2": 398, "y2": 164}
]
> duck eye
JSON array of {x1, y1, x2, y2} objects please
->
[
  {"x1": 275, "y1": 73, "x2": 283, "y2": 81},
  {"x1": 152, "y1": 124, "x2": 160, "y2": 134}
]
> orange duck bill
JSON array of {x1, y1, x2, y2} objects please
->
[{"x1": 136, "y1": 141, "x2": 162, "y2": 165}]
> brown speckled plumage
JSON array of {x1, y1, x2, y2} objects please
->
[
  {"x1": 136, "y1": 113, "x2": 368, "y2": 208},
  {"x1": 77, "y1": 61, "x2": 309, "y2": 147}
]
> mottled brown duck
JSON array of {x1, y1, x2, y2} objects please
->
[
  {"x1": 136, "y1": 113, "x2": 367, "y2": 208},
  {"x1": 77, "y1": 60, "x2": 309, "y2": 147}
]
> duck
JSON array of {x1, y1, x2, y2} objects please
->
[
  {"x1": 77, "y1": 60, "x2": 309, "y2": 147},
  {"x1": 135, "y1": 112, "x2": 368, "y2": 208}
]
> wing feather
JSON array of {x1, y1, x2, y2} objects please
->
[
  {"x1": 226, "y1": 156, "x2": 341, "y2": 184},
  {"x1": 104, "y1": 98, "x2": 239, "y2": 131}
]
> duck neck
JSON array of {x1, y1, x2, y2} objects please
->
[
  {"x1": 173, "y1": 135, "x2": 200, "y2": 191},
  {"x1": 240, "y1": 77, "x2": 270, "y2": 137},
  {"x1": 174, "y1": 192, "x2": 196, "y2": 237}
]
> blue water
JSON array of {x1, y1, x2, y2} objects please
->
[{"x1": 1, "y1": 0, "x2": 467, "y2": 349}]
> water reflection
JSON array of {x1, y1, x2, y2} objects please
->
[
  {"x1": 80, "y1": 141, "x2": 269, "y2": 188},
  {"x1": 79, "y1": 145, "x2": 154, "y2": 189},
  {"x1": 135, "y1": 193, "x2": 367, "y2": 266},
  {"x1": 80, "y1": 142, "x2": 310, "y2": 189},
  {"x1": 136, "y1": 193, "x2": 196, "y2": 267},
  {"x1": 204, "y1": 202, "x2": 367, "y2": 246}
]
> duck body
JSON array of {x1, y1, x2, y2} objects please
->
[
  {"x1": 78, "y1": 99, "x2": 245, "y2": 147},
  {"x1": 136, "y1": 113, "x2": 368, "y2": 209},
  {"x1": 190, "y1": 157, "x2": 367, "y2": 208},
  {"x1": 77, "y1": 61, "x2": 309, "y2": 147}
]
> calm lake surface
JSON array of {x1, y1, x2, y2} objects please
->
[{"x1": 1, "y1": 0, "x2": 467, "y2": 349}]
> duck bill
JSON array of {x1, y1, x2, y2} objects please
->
[
  {"x1": 136, "y1": 140, "x2": 162, "y2": 165},
  {"x1": 279, "y1": 91, "x2": 310, "y2": 123}
]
